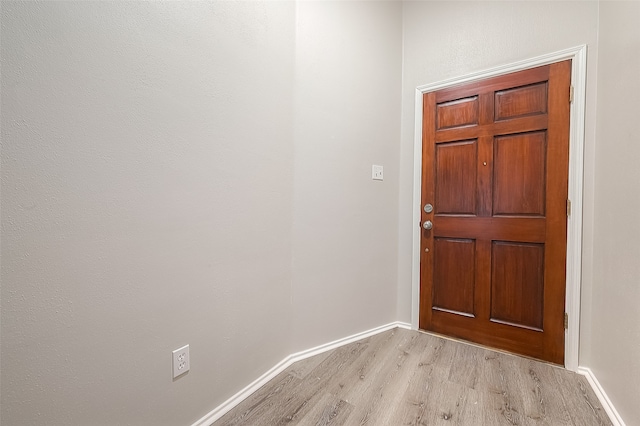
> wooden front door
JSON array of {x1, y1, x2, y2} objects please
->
[{"x1": 419, "y1": 61, "x2": 571, "y2": 364}]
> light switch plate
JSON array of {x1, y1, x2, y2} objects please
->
[{"x1": 372, "y1": 165, "x2": 383, "y2": 181}]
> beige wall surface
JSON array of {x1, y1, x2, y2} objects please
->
[
  {"x1": 1, "y1": 1, "x2": 403, "y2": 424},
  {"x1": 291, "y1": 0, "x2": 402, "y2": 353},
  {"x1": 591, "y1": 1, "x2": 640, "y2": 422},
  {"x1": 1, "y1": 2, "x2": 296, "y2": 424},
  {"x1": 398, "y1": 0, "x2": 600, "y2": 352}
]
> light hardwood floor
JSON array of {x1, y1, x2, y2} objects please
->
[{"x1": 214, "y1": 328, "x2": 612, "y2": 425}]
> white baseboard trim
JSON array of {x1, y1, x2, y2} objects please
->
[
  {"x1": 578, "y1": 366, "x2": 626, "y2": 426},
  {"x1": 192, "y1": 321, "x2": 412, "y2": 426}
]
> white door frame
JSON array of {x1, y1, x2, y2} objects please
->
[{"x1": 410, "y1": 45, "x2": 587, "y2": 372}]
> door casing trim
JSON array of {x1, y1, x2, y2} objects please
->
[{"x1": 410, "y1": 45, "x2": 587, "y2": 372}]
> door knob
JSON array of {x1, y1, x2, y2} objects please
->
[{"x1": 423, "y1": 220, "x2": 433, "y2": 230}]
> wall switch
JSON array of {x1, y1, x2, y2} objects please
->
[
  {"x1": 172, "y1": 344, "x2": 190, "y2": 379},
  {"x1": 372, "y1": 165, "x2": 384, "y2": 181}
]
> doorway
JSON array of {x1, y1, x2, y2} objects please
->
[{"x1": 410, "y1": 46, "x2": 587, "y2": 369}]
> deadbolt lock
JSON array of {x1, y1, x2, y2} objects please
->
[{"x1": 423, "y1": 203, "x2": 433, "y2": 213}]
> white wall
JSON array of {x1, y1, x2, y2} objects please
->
[
  {"x1": 1, "y1": 2, "x2": 296, "y2": 424},
  {"x1": 291, "y1": 1, "x2": 402, "y2": 352},
  {"x1": 590, "y1": 1, "x2": 640, "y2": 422},
  {"x1": 1, "y1": 1, "x2": 403, "y2": 424}
]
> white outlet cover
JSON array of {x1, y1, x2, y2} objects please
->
[
  {"x1": 172, "y1": 344, "x2": 190, "y2": 379},
  {"x1": 372, "y1": 165, "x2": 383, "y2": 181}
]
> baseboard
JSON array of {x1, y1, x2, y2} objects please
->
[
  {"x1": 578, "y1": 366, "x2": 626, "y2": 426},
  {"x1": 396, "y1": 321, "x2": 412, "y2": 330},
  {"x1": 192, "y1": 321, "x2": 412, "y2": 426}
]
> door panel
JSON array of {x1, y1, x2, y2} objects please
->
[
  {"x1": 436, "y1": 96, "x2": 479, "y2": 130},
  {"x1": 493, "y1": 132, "x2": 547, "y2": 216},
  {"x1": 435, "y1": 141, "x2": 478, "y2": 215},
  {"x1": 495, "y1": 82, "x2": 548, "y2": 120},
  {"x1": 490, "y1": 241, "x2": 545, "y2": 331},
  {"x1": 433, "y1": 238, "x2": 476, "y2": 317},
  {"x1": 420, "y1": 60, "x2": 571, "y2": 364}
]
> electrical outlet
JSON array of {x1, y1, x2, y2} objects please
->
[
  {"x1": 172, "y1": 344, "x2": 190, "y2": 379},
  {"x1": 372, "y1": 165, "x2": 383, "y2": 181}
]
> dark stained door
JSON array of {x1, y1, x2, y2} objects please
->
[{"x1": 419, "y1": 61, "x2": 571, "y2": 364}]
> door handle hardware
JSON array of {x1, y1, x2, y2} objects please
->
[
  {"x1": 423, "y1": 204, "x2": 433, "y2": 213},
  {"x1": 423, "y1": 220, "x2": 433, "y2": 230}
]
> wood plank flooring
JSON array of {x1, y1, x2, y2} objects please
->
[{"x1": 214, "y1": 328, "x2": 612, "y2": 426}]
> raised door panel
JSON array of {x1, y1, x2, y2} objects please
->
[
  {"x1": 493, "y1": 132, "x2": 546, "y2": 216},
  {"x1": 433, "y1": 238, "x2": 476, "y2": 317},
  {"x1": 435, "y1": 140, "x2": 477, "y2": 215},
  {"x1": 491, "y1": 241, "x2": 545, "y2": 331},
  {"x1": 436, "y1": 96, "x2": 479, "y2": 130},
  {"x1": 495, "y1": 82, "x2": 548, "y2": 121}
]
